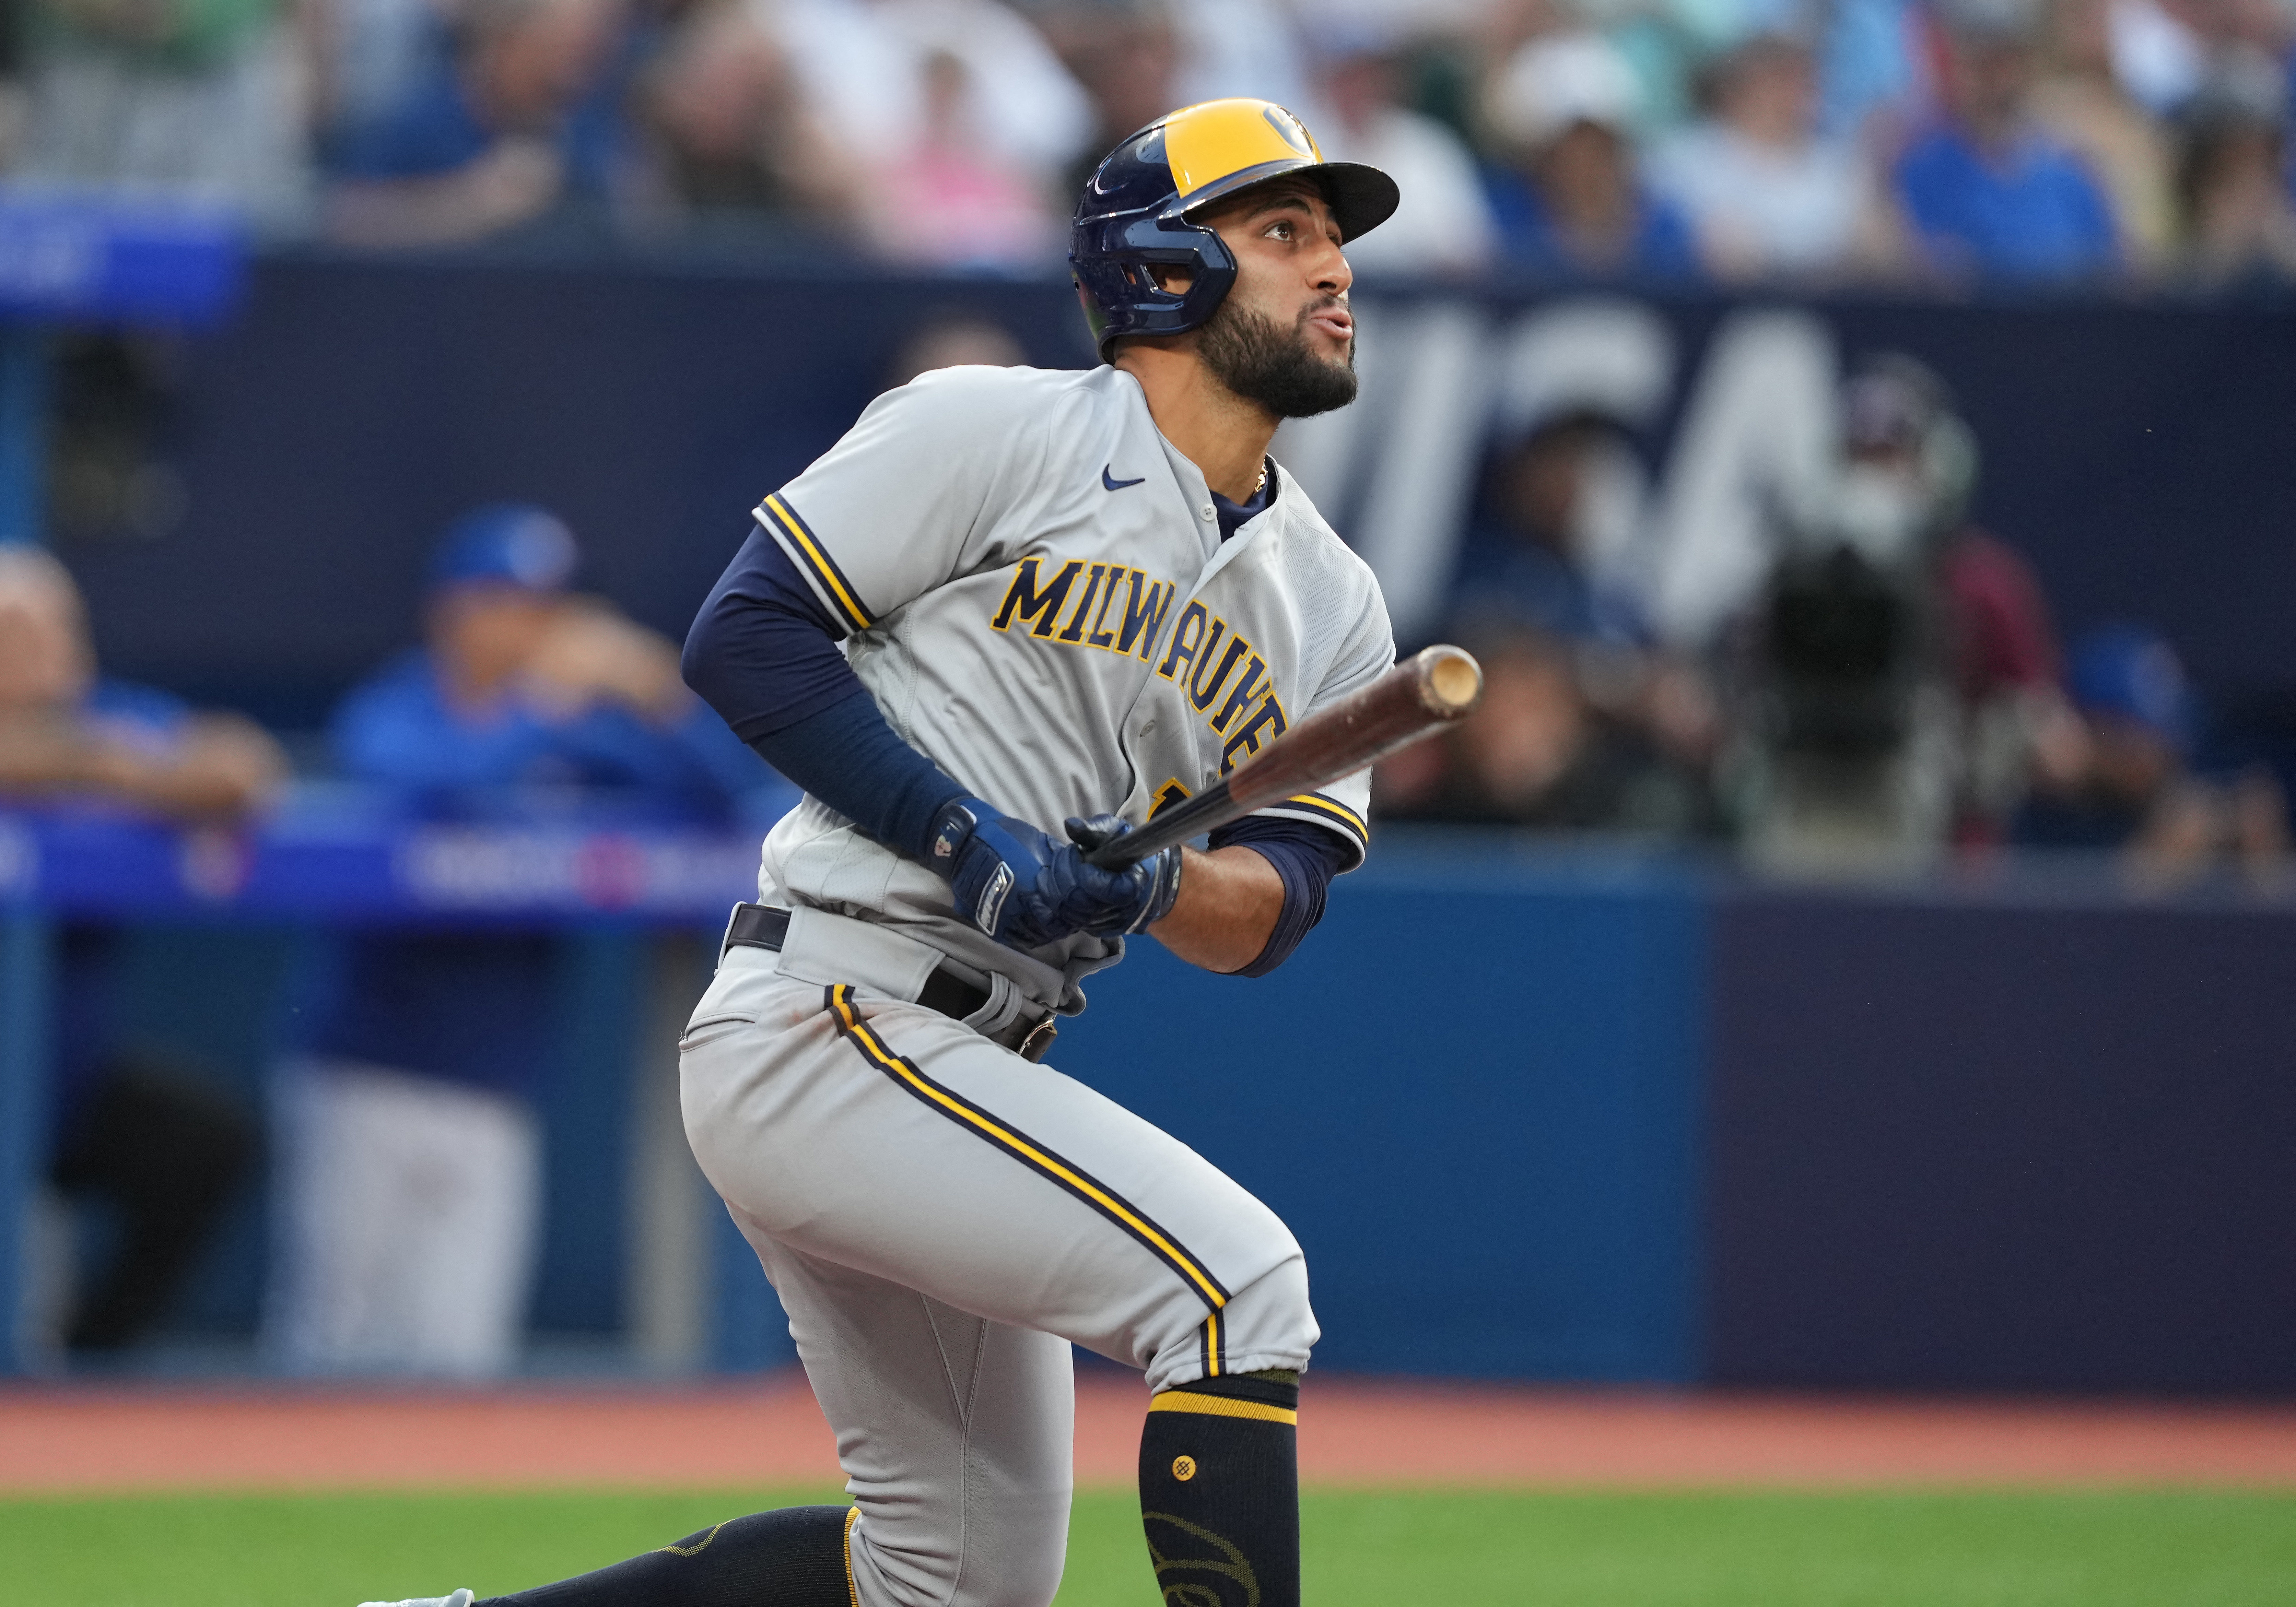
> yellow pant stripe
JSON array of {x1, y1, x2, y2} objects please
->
[
  {"x1": 826, "y1": 986, "x2": 1231, "y2": 1312},
  {"x1": 1149, "y1": 1391, "x2": 1299, "y2": 1426},
  {"x1": 764, "y1": 495, "x2": 873, "y2": 633},
  {"x1": 842, "y1": 1506, "x2": 860, "y2": 1607}
]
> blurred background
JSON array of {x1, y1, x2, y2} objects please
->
[{"x1": 0, "y1": 0, "x2": 2292, "y2": 1406}]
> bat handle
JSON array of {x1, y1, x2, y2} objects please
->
[{"x1": 1085, "y1": 781, "x2": 1236, "y2": 870}]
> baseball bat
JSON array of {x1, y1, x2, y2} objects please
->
[{"x1": 1086, "y1": 644, "x2": 1484, "y2": 869}]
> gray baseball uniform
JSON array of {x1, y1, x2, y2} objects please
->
[{"x1": 679, "y1": 362, "x2": 1393, "y2": 1607}]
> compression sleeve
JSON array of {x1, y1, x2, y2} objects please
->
[
  {"x1": 684, "y1": 529, "x2": 966, "y2": 856},
  {"x1": 683, "y1": 527, "x2": 869, "y2": 741},
  {"x1": 1206, "y1": 815, "x2": 1352, "y2": 977}
]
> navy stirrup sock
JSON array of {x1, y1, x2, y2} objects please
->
[
  {"x1": 1138, "y1": 1371, "x2": 1301, "y2": 1607},
  {"x1": 478, "y1": 1506, "x2": 853, "y2": 1607}
]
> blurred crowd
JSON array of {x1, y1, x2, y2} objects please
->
[
  {"x1": 3, "y1": 509, "x2": 774, "y2": 1373},
  {"x1": 1375, "y1": 345, "x2": 2291, "y2": 886},
  {"x1": 0, "y1": 0, "x2": 2288, "y2": 287}
]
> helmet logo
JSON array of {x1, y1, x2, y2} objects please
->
[{"x1": 1262, "y1": 105, "x2": 1312, "y2": 155}]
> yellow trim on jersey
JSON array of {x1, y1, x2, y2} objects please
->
[
  {"x1": 827, "y1": 986, "x2": 1231, "y2": 1312},
  {"x1": 1149, "y1": 1391, "x2": 1299, "y2": 1427},
  {"x1": 1287, "y1": 792, "x2": 1366, "y2": 838},
  {"x1": 762, "y1": 494, "x2": 872, "y2": 633},
  {"x1": 1161, "y1": 100, "x2": 1322, "y2": 202},
  {"x1": 1203, "y1": 1310, "x2": 1222, "y2": 1378},
  {"x1": 843, "y1": 1506, "x2": 860, "y2": 1607}
]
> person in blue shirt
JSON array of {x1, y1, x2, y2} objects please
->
[
  {"x1": 1481, "y1": 33, "x2": 1704, "y2": 281},
  {"x1": 0, "y1": 544, "x2": 282, "y2": 1355},
  {"x1": 323, "y1": 0, "x2": 636, "y2": 247},
  {"x1": 1893, "y1": 1, "x2": 2119, "y2": 282},
  {"x1": 270, "y1": 504, "x2": 772, "y2": 1376}
]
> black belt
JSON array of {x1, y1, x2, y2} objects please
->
[{"x1": 721, "y1": 903, "x2": 1057, "y2": 1062}]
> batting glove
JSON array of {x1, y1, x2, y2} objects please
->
[
  {"x1": 927, "y1": 798, "x2": 1182, "y2": 950},
  {"x1": 1060, "y1": 813, "x2": 1183, "y2": 935}
]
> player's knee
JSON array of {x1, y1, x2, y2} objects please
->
[
  {"x1": 947, "y1": 1531, "x2": 1066, "y2": 1607},
  {"x1": 859, "y1": 1495, "x2": 1066, "y2": 1607},
  {"x1": 1148, "y1": 1250, "x2": 1318, "y2": 1391},
  {"x1": 1229, "y1": 1250, "x2": 1319, "y2": 1365}
]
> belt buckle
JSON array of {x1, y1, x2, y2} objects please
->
[{"x1": 1017, "y1": 1014, "x2": 1058, "y2": 1064}]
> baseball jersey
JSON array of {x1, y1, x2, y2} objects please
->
[{"x1": 753, "y1": 362, "x2": 1396, "y2": 1014}]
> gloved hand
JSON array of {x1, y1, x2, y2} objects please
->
[{"x1": 926, "y1": 798, "x2": 1183, "y2": 950}]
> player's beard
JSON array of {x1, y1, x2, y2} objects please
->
[{"x1": 1196, "y1": 294, "x2": 1358, "y2": 418}]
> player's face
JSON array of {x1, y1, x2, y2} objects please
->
[
  {"x1": 428, "y1": 582, "x2": 563, "y2": 697},
  {"x1": 1192, "y1": 184, "x2": 1359, "y2": 418},
  {"x1": 0, "y1": 576, "x2": 94, "y2": 710}
]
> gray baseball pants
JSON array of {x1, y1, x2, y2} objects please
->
[{"x1": 679, "y1": 909, "x2": 1317, "y2": 1607}]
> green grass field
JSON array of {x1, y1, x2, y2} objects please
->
[{"x1": 4, "y1": 1486, "x2": 2291, "y2": 1606}]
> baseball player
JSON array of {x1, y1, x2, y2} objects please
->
[{"x1": 364, "y1": 97, "x2": 1398, "y2": 1607}]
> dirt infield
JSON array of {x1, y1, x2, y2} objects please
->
[{"x1": 4, "y1": 1374, "x2": 2293, "y2": 1494}]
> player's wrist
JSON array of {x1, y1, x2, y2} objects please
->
[{"x1": 923, "y1": 794, "x2": 990, "y2": 879}]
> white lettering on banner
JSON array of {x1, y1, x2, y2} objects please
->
[
  {"x1": 0, "y1": 818, "x2": 34, "y2": 897},
  {"x1": 1283, "y1": 295, "x2": 1839, "y2": 651},
  {"x1": 395, "y1": 829, "x2": 757, "y2": 912},
  {"x1": 1643, "y1": 310, "x2": 1838, "y2": 647}
]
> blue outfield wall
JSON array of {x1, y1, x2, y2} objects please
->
[
  {"x1": 1705, "y1": 888, "x2": 2296, "y2": 1396},
  {"x1": 1032, "y1": 846, "x2": 1708, "y2": 1383},
  {"x1": 31, "y1": 845, "x2": 2296, "y2": 1393}
]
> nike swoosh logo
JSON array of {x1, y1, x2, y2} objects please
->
[{"x1": 1102, "y1": 464, "x2": 1146, "y2": 491}]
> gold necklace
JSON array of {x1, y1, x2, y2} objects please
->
[{"x1": 1254, "y1": 461, "x2": 1268, "y2": 497}]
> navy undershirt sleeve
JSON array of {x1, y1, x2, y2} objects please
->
[
  {"x1": 1206, "y1": 814, "x2": 1350, "y2": 976},
  {"x1": 683, "y1": 526, "x2": 868, "y2": 741},
  {"x1": 683, "y1": 527, "x2": 965, "y2": 857}
]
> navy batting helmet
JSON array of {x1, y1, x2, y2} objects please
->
[{"x1": 1070, "y1": 99, "x2": 1399, "y2": 362}]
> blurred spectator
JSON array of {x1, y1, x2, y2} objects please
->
[
  {"x1": 268, "y1": 505, "x2": 767, "y2": 1375},
  {"x1": 1647, "y1": 31, "x2": 1901, "y2": 282},
  {"x1": 1732, "y1": 354, "x2": 2085, "y2": 871},
  {"x1": 1035, "y1": 0, "x2": 1182, "y2": 197},
  {"x1": 1835, "y1": 356, "x2": 2087, "y2": 840},
  {"x1": 1814, "y1": 0, "x2": 1931, "y2": 136},
  {"x1": 2171, "y1": 69, "x2": 2296, "y2": 283},
  {"x1": 631, "y1": 0, "x2": 859, "y2": 231},
  {"x1": 1310, "y1": 23, "x2": 1497, "y2": 277},
  {"x1": 1450, "y1": 408, "x2": 1653, "y2": 649},
  {"x1": 2108, "y1": 0, "x2": 2293, "y2": 115},
  {"x1": 0, "y1": 545, "x2": 276, "y2": 1357},
  {"x1": 1580, "y1": 0, "x2": 1766, "y2": 130},
  {"x1": 1483, "y1": 31, "x2": 1703, "y2": 279},
  {"x1": 310, "y1": 0, "x2": 453, "y2": 139},
  {"x1": 2030, "y1": 0, "x2": 2178, "y2": 272},
  {"x1": 1430, "y1": 391, "x2": 1719, "y2": 832},
  {"x1": 766, "y1": 0, "x2": 1092, "y2": 219},
  {"x1": 1892, "y1": 0, "x2": 2122, "y2": 282},
  {"x1": 0, "y1": 545, "x2": 284, "y2": 818},
  {"x1": 860, "y1": 46, "x2": 1063, "y2": 268},
  {"x1": 1374, "y1": 624, "x2": 1713, "y2": 834},
  {"x1": 1161, "y1": 0, "x2": 1313, "y2": 111},
  {"x1": 16, "y1": 0, "x2": 314, "y2": 231},
  {"x1": 323, "y1": 0, "x2": 633, "y2": 248},
  {"x1": 2017, "y1": 624, "x2": 2289, "y2": 886},
  {"x1": 2107, "y1": 0, "x2": 2209, "y2": 112}
]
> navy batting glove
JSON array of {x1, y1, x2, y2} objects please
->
[
  {"x1": 1058, "y1": 814, "x2": 1184, "y2": 935},
  {"x1": 927, "y1": 796, "x2": 1066, "y2": 948},
  {"x1": 926, "y1": 799, "x2": 1182, "y2": 949}
]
